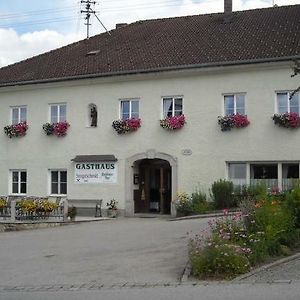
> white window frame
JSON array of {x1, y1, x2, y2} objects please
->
[
  {"x1": 223, "y1": 93, "x2": 246, "y2": 115},
  {"x1": 9, "y1": 170, "x2": 27, "y2": 195},
  {"x1": 10, "y1": 106, "x2": 27, "y2": 125},
  {"x1": 119, "y1": 99, "x2": 139, "y2": 119},
  {"x1": 161, "y1": 96, "x2": 184, "y2": 118},
  {"x1": 49, "y1": 103, "x2": 67, "y2": 123},
  {"x1": 49, "y1": 169, "x2": 67, "y2": 196},
  {"x1": 275, "y1": 91, "x2": 299, "y2": 114}
]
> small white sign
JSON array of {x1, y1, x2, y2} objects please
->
[{"x1": 74, "y1": 162, "x2": 118, "y2": 184}]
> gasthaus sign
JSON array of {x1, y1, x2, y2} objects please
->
[{"x1": 74, "y1": 162, "x2": 118, "y2": 184}]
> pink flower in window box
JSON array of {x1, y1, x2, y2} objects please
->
[
  {"x1": 42, "y1": 121, "x2": 70, "y2": 137},
  {"x1": 160, "y1": 114, "x2": 186, "y2": 130},
  {"x1": 112, "y1": 118, "x2": 141, "y2": 134},
  {"x1": 4, "y1": 122, "x2": 28, "y2": 138}
]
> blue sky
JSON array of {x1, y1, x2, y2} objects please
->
[{"x1": 0, "y1": 0, "x2": 299, "y2": 67}]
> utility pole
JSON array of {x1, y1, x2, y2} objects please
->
[{"x1": 81, "y1": 0, "x2": 96, "y2": 39}]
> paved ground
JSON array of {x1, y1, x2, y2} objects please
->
[{"x1": 0, "y1": 217, "x2": 208, "y2": 287}]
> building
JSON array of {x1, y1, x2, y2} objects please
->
[{"x1": 0, "y1": 1, "x2": 299, "y2": 216}]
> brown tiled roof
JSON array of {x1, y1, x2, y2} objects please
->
[{"x1": 0, "y1": 4, "x2": 300, "y2": 87}]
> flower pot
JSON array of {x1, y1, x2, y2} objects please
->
[{"x1": 107, "y1": 209, "x2": 118, "y2": 218}]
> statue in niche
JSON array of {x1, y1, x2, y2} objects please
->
[{"x1": 90, "y1": 106, "x2": 97, "y2": 127}]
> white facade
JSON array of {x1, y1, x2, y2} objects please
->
[{"x1": 0, "y1": 62, "x2": 299, "y2": 216}]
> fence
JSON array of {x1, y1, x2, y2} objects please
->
[{"x1": 0, "y1": 199, "x2": 68, "y2": 222}]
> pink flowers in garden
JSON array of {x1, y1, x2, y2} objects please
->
[
  {"x1": 42, "y1": 121, "x2": 70, "y2": 137},
  {"x1": 160, "y1": 114, "x2": 186, "y2": 130},
  {"x1": 218, "y1": 114, "x2": 250, "y2": 131},
  {"x1": 4, "y1": 122, "x2": 28, "y2": 138}
]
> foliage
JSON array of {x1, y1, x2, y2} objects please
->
[
  {"x1": 191, "y1": 189, "x2": 214, "y2": 213},
  {"x1": 160, "y1": 114, "x2": 185, "y2": 130},
  {"x1": 272, "y1": 112, "x2": 300, "y2": 128},
  {"x1": 112, "y1": 118, "x2": 141, "y2": 134},
  {"x1": 286, "y1": 188, "x2": 300, "y2": 228},
  {"x1": 218, "y1": 114, "x2": 250, "y2": 131},
  {"x1": 42, "y1": 122, "x2": 70, "y2": 137},
  {"x1": 211, "y1": 179, "x2": 236, "y2": 209},
  {"x1": 174, "y1": 192, "x2": 193, "y2": 216},
  {"x1": 4, "y1": 122, "x2": 28, "y2": 138},
  {"x1": 0, "y1": 198, "x2": 7, "y2": 209},
  {"x1": 17, "y1": 199, "x2": 59, "y2": 214},
  {"x1": 67, "y1": 206, "x2": 77, "y2": 219},
  {"x1": 106, "y1": 199, "x2": 118, "y2": 210}
]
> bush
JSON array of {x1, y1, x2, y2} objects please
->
[
  {"x1": 211, "y1": 179, "x2": 235, "y2": 209},
  {"x1": 175, "y1": 192, "x2": 193, "y2": 216},
  {"x1": 286, "y1": 188, "x2": 300, "y2": 228},
  {"x1": 191, "y1": 189, "x2": 213, "y2": 213},
  {"x1": 189, "y1": 239, "x2": 250, "y2": 279}
]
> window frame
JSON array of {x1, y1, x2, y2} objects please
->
[
  {"x1": 10, "y1": 106, "x2": 27, "y2": 125},
  {"x1": 49, "y1": 103, "x2": 67, "y2": 123},
  {"x1": 119, "y1": 99, "x2": 140, "y2": 120},
  {"x1": 223, "y1": 93, "x2": 246, "y2": 116},
  {"x1": 49, "y1": 169, "x2": 67, "y2": 196},
  {"x1": 276, "y1": 91, "x2": 299, "y2": 114},
  {"x1": 9, "y1": 170, "x2": 27, "y2": 196},
  {"x1": 161, "y1": 96, "x2": 184, "y2": 118}
]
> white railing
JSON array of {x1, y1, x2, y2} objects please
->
[{"x1": 250, "y1": 179, "x2": 278, "y2": 191}]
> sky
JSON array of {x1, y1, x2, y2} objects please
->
[{"x1": 0, "y1": 0, "x2": 300, "y2": 67}]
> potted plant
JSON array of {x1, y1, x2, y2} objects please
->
[
  {"x1": 218, "y1": 114, "x2": 250, "y2": 131},
  {"x1": 112, "y1": 118, "x2": 141, "y2": 134},
  {"x1": 42, "y1": 121, "x2": 70, "y2": 137},
  {"x1": 67, "y1": 206, "x2": 77, "y2": 221},
  {"x1": 106, "y1": 199, "x2": 118, "y2": 217},
  {"x1": 4, "y1": 122, "x2": 28, "y2": 138},
  {"x1": 160, "y1": 114, "x2": 186, "y2": 130},
  {"x1": 272, "y1": 112, "x2": 300, "y2": 128}
]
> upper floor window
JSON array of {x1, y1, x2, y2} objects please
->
[
  {"x1": 224, "y1": 94, "x2": 245, "y2": 115},
  {"x1": 11, "y1": 170, "x2": 27, "y2": 195},
  {"x1": 163, "y1": 97, "x2": 183, "y2": 118},
  {"x1": 120, "y1": 99, "x2": 139, "y2": 119},
  {"x1": 277, "y1": 92, "x2": 299, "y2": 114},
  {"x1": 11, "y1": 106, "x2": 26, "y2": 125},
  {"x1": 50, "y1": 104, "x2": 66, "y2": 123}
]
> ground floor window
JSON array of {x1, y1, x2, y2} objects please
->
[
  {"x1": 11, "y1": 170, "x2": 27, "y2": 195},
  {"x1": 228, "y1": 162, "x2": 300, "y2": 192},
  {"x1": 50, "y1": 170, "x2": 67, "y2": 195}
]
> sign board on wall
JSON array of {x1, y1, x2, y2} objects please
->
[{"x1": 74, "y1": 162, "x2": 118, "y2": 184}]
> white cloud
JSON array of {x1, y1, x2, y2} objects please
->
[{"x1": 0, "y1": 28, "x2": 83, "y2": 67}]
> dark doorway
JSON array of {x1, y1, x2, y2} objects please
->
[{"x1": 134, "y1": 159, "x2": 171, "y2": 214}]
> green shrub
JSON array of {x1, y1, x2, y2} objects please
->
[
  {"x1": 191, "y1": 189, "x2": 213, "y2": 213},
  {"x1": 175, "y1": 192, "x2": 193, "y2": 216},
  {"x1": 286, "y1": 188, "x2": 300, "y2": 228},
  {"x1": 211, "y1": 179, "x2": 235, "y2": 209},
  {"x1": 189, "y1": 240, "x2": 250, "y2": 279}
]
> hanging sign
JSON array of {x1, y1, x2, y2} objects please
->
[{"x1": 74, "y1": 162, "x2": 118, "y2": 184}]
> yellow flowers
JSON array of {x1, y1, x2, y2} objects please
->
[
  {"x1": 17, "y1": 199, "x2": 58, "y2": 213},
  {"x1": 0, "y1": 198, "x2": 7, "y2": 209}
]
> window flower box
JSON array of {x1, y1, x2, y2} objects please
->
[
  {"x1": 272, "y1": 113, "x2": 300, "y2": 128},
  {"x1": 218, "y1": 114, "x2": 250, "y2": 131},
  {"x1": 160, "y1": 114, "x2": 186, "y2": 130},
  {"x1": 42, "y1": 121, "x2": 70, "y2": 137},
  {"x1": 112, "y1": 118, "x2": 141, "y2": 134},
  {"x1": 4, "y1": 122, "x2": 28, "y2": 138}
]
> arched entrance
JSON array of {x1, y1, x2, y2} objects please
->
[
  {"x1": 134, "y1": 159, "x2": 171, "y2": 214},
  {"x1": 125, "y1": 150, "x2": 177, "y2": 217}
]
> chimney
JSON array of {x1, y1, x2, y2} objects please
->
[
  {"x1": 224, "y1": 0, "x2": 232, "y2": 14},
  {"x1": 116, "y1": 23, "x2": 128, "y2": 29}
]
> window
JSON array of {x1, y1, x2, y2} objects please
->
[
  {"x1": 224, "y1": 94, "x2": 245, "y2": 115},
  {"x1": 163, "y1": 97, "x2": 183, "y2": 117},
  {"x1": 50, "y1": 104, "x2": 67, "y2": 123},
  {"x1": 11, "y1": 106, "x2": 27, "y2": 125},
  {"x1": 228, "y1": 163, "x2": 247, "y2": 186},
  {"x1": 50, "y1": 170, "x2": 67, "y2": 195},
  {"x1": 11, "y1": 170, "x2": 27, "y2": 195},
  {"x1": 120, "y1": 99, "x2": 139, "y2": 119},
  {"x1": 277, "y1": 92, "x2": 299, "y2": 114}
]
